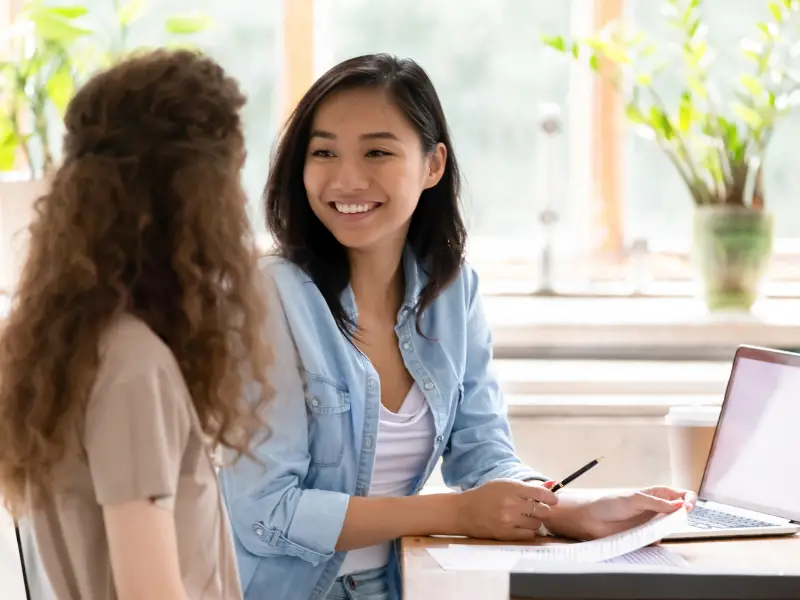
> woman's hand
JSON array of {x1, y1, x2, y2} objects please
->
[
  {"x1": 453, "y1": 479, "x2": 559, "y2": 541},
  {"x1": 543, "y1": 485, "x2": 698, "y2": 540}
]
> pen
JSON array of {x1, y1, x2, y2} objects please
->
[{"x1": 550, "y1": 456, "x2": 603, "y2": 492}]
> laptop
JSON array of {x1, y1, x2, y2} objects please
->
[{"x1": 664, "y1": 345, "x2": 800, "y2": 540}]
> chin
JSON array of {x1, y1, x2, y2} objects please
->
[{"x1": 329, "y1": 230, "x2": 384, "y2": 251}]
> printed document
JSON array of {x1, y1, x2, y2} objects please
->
[{"x1": 427, "y1": 506, "x2": 689, "y2": 571}]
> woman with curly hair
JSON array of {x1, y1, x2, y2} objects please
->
[{"x1": 0, "y1": 48, "x2": 271, "y2": 600}]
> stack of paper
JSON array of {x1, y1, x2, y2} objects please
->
[{"x1": 427, "y1": 506, "x2": 690, "y2": 572}]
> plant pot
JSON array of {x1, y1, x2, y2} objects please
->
[
  {"x1": 692, "y1": 205, "x2": 773, "y2": 312},
  {"x1": 0, "y1": 177, "x2": 49, "y2": 293}
]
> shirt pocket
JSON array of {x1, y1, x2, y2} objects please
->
[{"x1": 304, "y1": 375, "x2": 351, "y2": 467}]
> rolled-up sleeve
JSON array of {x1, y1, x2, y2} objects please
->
[
  {"x1": 219, "y1": 273, "x2": 349, "y2": 565},
  {"x1": 440, "y1": 266, "x2": 549, "y2": 490}
]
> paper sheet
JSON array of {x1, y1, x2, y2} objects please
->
[
  {"x1": 428, "y1": 545, "x2": 687, "y2": 571},
  {"x1": 427, "y1": 506, "x2": 689, "y2": 572},
  {"x1": 604, "y1": 545, "x2": 688, "y2": 566}
]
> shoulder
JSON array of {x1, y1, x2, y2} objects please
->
[
  {"x1": 258, "y1": 254, "x2": 312, "y2": 290},
  {"x1": 256, "y1": 254, "x2": 332, "y2": 322},
  {"x1": 429, "y1": 259, "x2": 482, "y2": 310},
  {"x1": 93, "y1": 314, "x2": 185, "y2": 398},
  {"x1": 100, "y1": 314, "x2": 176, "y2": 368}
]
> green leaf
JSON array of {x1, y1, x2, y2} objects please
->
[
  {"x1": 650, "y1": 106, "x2": 675, "y2": 140},
  {"x1": 678, "y1": 92, "x2": 693, "y2": 131},
  {"x1": 24, "y1": 4, "x2": 89, "y2": 20},
  {"x1": 48, "y1": 6, "x2": 88, "y2": 19},
  {"x1": 625, "y1": 102, "x2": 647, "y2": 125},
  {"x1": 541, "y1": 34, "x2": 567, "y2": 53},
  {"x1": 589, "y1": 54, "x2": 600, "y2": 71},
  {"x1": 769, "y1": 2, "x2": 784, "y2": 21},
  {"x1": 600, "y1": 44, "x2": 630, "y2": 64},
  {"x1": 27, "y1": 11, "x2": 93, "y2": 44},
  {"x1": 635, "y1": 72, "x2": 652, "y2": 85},
  {"x1": 0, "y1": 122, "x2": 18, "y2": 171},
  {"x1": 693, "y1": 39, "x2": 708, "y2": 62},
  {"x1": 46, "y1": 63, "x2": 75, "y2": 115},
  {"x1": 687, "y1": 75, "x2": 708, "y2": 99},
  {"x1": 732, "y1": 102, "x2": 763, "y2": 130},
  {"x1": 118, "y1": 0, "x2": 149, "y2": 26},
  {"x1": 164, "y1": 14, "x2": 213, "y2": 35},
  {"x1": 571, "y1": 42, "x2": 579, "y2": 60},
  {"x1": 739, "y1": 73, "x2": 765, "y2": 97}
]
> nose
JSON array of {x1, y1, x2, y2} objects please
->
[{"x1": 329, "y1": 156, "x2": 368, "y2": 193}]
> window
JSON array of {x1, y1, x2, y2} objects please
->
[{"x1": 7, "y1": 0, "x2": 800, "y2": 297}]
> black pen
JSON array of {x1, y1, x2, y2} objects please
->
[{"x1": 550, "y1": 456, "x2": 603, "y2": 493}]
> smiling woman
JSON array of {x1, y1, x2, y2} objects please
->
[{"x1": 265, "y1": 54, "x2": 465, "y2": 340}]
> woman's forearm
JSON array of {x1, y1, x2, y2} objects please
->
[
  {"x1": 335, "y1": 493, "x2": 461, "y2": 551},
  {"x1": 540, "y1": 488, "x2": 603, "y2": 540}
]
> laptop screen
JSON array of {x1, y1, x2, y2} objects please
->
[{"x1": 700, "y1": 352, "x2": 800, "y2": 522}]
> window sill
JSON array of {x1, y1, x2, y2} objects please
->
[
  {"x1": 504, "y1": 393, "x2": 720, "y2": 417},
  {"x1": 493, "y1": 358, "x2": 730, "y2": 396},
  {"x1": 483, "y1": 294, "x2": 800, "y2": 357}
]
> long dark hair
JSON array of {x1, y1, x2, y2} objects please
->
[{"x1": 265, "y1": 53, "x2": 467, "y2": 338}]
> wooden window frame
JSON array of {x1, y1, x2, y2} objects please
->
[{"x1": 281, "y1": 0, "x2": 314, "y2": 123}]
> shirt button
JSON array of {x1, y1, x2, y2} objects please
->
[
  {"x1": 367, "y1": 379, "x2": 377, "y2": 393},
  {"x1": 253, "y1": 524, "x2": 265, "y2": 537},
  {"x1": 311, "y1": 397, "x2": 319, "y2": 407},
  {"x1": 365, "y1": 435, "x2": 374, "y2": 449},
  {"x1": 402, "y1": 342, "x2": 411, "y2": 350},
  {"x1": 424, "y1": 381, "x2": 433, "y2": 391},
  {"x1": 436, "y1": 435, "x2": 444, "y2": 443}
]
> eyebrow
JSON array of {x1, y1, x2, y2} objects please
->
[{"x1": 309, "y1": 130, "x2": 400, "y2": 141}]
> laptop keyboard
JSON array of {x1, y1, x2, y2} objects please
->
[{"x1": 689, "y1": 506, "x2": 775, "y2": 530}]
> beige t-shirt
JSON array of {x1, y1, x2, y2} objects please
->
[{"x1": 24, "y1": 314, "x2": 242, "y2": 600}]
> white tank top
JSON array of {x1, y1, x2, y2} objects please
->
[{"x1": 338, "y1": 383, "x2": 436, "y2": 575}]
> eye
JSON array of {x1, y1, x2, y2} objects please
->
[
  {"x1": 310, "y1": 149, "x2": 335, "y2": 158},
  {"x1": 366, "y1": 149, "x2": 393, "y2": 158}
]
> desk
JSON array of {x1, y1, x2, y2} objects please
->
[{"x1": 400, "y1": 533, "x2": 800, "y2": 600}]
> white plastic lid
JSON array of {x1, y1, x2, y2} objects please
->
[{"x1": 664, "y1": 405, "x2": 721, "y2": 427}]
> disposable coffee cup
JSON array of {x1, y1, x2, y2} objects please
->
[{"x1": 664, "y1": 405, "x2": 721, "y2": 492}]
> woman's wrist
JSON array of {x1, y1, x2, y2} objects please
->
[
  {"x1": 539, "y1": 489, "x2": 596, "y2": 540},
  {"x1": 416, "y1": 492, "x2": 464, "y2": 536}
]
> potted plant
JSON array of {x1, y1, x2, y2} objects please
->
[
  {"x1": 543, "y1": 0, "x2": 800, "y2": 311},
  {"x1": 0, "y1": 0, "x2": 209, "y2": 292}
]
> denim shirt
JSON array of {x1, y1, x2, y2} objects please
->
[{"x1": 219, "y1": 248, "x2": 545, "y2": 600}]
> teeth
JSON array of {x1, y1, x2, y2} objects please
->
[{"x1": 334, "y1": 203, "x2": 376, "y2": 214}]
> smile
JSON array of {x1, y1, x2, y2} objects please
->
[{"x1": 332, "y1": 202, "x2": 380, "y2": 214}]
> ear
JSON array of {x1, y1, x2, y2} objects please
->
[{"x1": 422, "y1": 142, "x2": 447, "y2": 190}]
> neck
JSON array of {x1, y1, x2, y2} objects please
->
[{"x1": 349, "y1": 242, "x2": 405, "y2": 320}]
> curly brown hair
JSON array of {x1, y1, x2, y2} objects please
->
[{"x1": 0, "y1": 48, "x2": 272, "y2": 517}]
